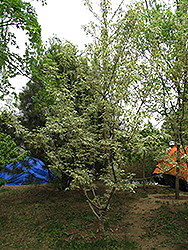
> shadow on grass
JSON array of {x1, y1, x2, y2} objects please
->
[{"x1": 55, "y1": 236, "x2": 137, "y2": 250}]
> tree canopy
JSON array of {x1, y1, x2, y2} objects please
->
[
  {"x1": 0, "y1": 0, "x2": 42, "y2": 99},
  {"x1": 130, "y1": 0, "x2": 188, "y2": 145},
  {"x1": 128, "y1": 0, "x2": 188, "y2": 198},
  {"x1": 0, "y1": 0, "x2": 43, "y2": 177}
]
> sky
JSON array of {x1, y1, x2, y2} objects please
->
[
  {"x1": 31, "y1": 0, "x2": 130, "y2": 49},
  {"x1": 31, "y1": 0, "x2": 95, "y2": 50},
  {"x1": 10, "y1": 0, "x2": 130, "y2": 94}
]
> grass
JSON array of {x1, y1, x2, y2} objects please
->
[
  {"x1": 0, "y1": 184, "x2": 188, "y2": 249},
  {"x1": 0, "y1": 184, "x2": 137, "y2": 250},
  {"x1": 145, "y1": 202, "x2": 188, "y2": 247}
]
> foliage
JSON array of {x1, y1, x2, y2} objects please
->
[
  {"x1": 17, "y1": 38, "x2": 95, "y2": 189},
  {"x1": 14, "y1": 0, "x2": 157, "y2": 232},
  {"x1": 0, "y1": 131, "x2": 23, "y2": 186},
  {"x1": 127, "y1": 0, "x2": 188, "y2": 198},
  {"x1": 0, "y1": 0, "x2": 43, "y2": 179},
  {"x1": 129, "y1": 0, "x2": 188, "y2": 146},
  {"x1": 125, "y1": 122, "x2": 171, "y2": 186},
  {"x1": 18, "y1": 38, "x2": 91, "y2": 131},
  {"x1": 127, "y1": 122, "x2": 170, "y2": 163},
  {"x1": 0, "y1": 0, "x2": 42, "y2": 99},
  {"x1": 0, "y1": 133, "x2": 20, "y2": 166},
  {"x1": 0, "y1": 109, "x2": 28, "y2": 186}
]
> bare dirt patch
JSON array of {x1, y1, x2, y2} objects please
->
[{"x1": 123, "y1": 186, "x2": 188, "y2": 250}]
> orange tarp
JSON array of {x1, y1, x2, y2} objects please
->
[{"x1": 153, "y1": 146, "x2": 188, "y2": 181}]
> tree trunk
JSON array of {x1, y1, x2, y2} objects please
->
[
  {"x1": 98, "y1": 214, "x2": 105, "y2": 232},
  {"x1": 142, "y1": 150, "x2": 146, "y2": 191},
  {"x1": 175, "y1": 144, "x2": 180, "y2": 200}
]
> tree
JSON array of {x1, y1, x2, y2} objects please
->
[
  {"x1": 68, "y1": 0, "x2": 154, "y2": 230},
  {"x1": 23, "y1": 0, "x2": 152, "y2": 231},
  {"x1": 0, "y1": 0, "x2": 43, "y2": 99},
  {"x1": 17, "y1": 38, "x2": 97, "y2": 189},
  {"x1": 0, "y1": 0, "x2": 45, "y2": 177},
  {"x1": 18, "y1": 38, "x2": 91, "y2": 131},
  {"x1": 13, "y1": 0, "x2": 158, "y2": 232},
  {"x1": 132, "y1": 122, "x2": 170, "y2": 190},
  {"x1": 129, "y1": 0, "x2": 188, "y2": 198}
]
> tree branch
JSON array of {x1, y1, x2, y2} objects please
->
[{"x1": 83, "y1": 188, "x2": 103, "y2": 210}]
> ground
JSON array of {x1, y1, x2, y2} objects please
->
[
  {"x1": 123, "y1": 186, "x2": 188, "y2": 250},
  {"x1": 0, "y1": 184, "x2": 188, "y2": 249}
]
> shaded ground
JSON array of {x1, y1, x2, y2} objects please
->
[{"x1": 0, "y1": 184, "x2": 188, "y2": 249}]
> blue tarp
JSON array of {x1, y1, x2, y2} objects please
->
[{"x1": 0, "y1": 157, "x2": 55, "y2": 185}]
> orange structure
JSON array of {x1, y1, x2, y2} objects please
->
[{"x1": 153, "y1": 145, "x2": 188, "y2": 191}]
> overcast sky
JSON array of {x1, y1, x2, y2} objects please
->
[
  {"x1": 11, "y1": 0, "x2": 130, "y2": 94},
  {"x1": 31, "y1": 0, "x2": 95, "y2": 50},
  {"x1": 31, "y1": 0, "x2": 130, "y2": 49}
]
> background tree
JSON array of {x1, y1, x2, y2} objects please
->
[
  {"x1": 0, "y1": 0, "x2": 45, "y2": 182},
  {"x1": 18, "y1": 38, "x2": 95, "y2": 189},
  {"x1": 0, "y1": 0, "x2": 43, "y2": 99},
  {"x1": 18, "y1": 37, "x2": 91, "y2": 130},
  {"x1": 132, "y1": 122, "x2": 170, "y2": 190},
  {"x1": 129, "y1": 0, "x2": 188, "y2": 198}
]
